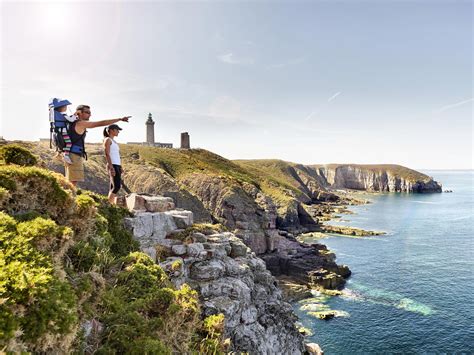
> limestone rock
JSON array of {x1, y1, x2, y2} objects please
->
[
  {"x1": 229, "y1": 237, "x2": 249, "y2": 257},
  {"x1": 125, "y1": 193, "x2": 175, "y2": 212},
  {"x1": 187, "y1": 243, "x2": 205, "y2": 257},
  {"x1": 161, "y1": 230, "x2": 305, "y2": 354},
  {"x1": 306, "y1": 342, "x2": 324, "y2": 355},
  {"x1": 171, "y1": 244, "x2": 187, "y2": 256},
  {"x1": 165, "y1": 209, "x2": 193, "y2": 228},
  {"x1": 190, "y1": 259, "x2": 226, "y2": 281}
]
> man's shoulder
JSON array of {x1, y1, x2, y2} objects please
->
[{"x1": 73, "y1": 120, "x2": 87, "y2": 134}]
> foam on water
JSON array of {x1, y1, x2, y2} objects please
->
[
  {"x1": 344, "y1": 282, "x2": 436, "y2": 315},
  {"x1": 292, "y1": 171, "x2": 474, "y2": 352}
]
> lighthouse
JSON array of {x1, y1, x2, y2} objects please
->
[{"x1": 145, "y1": 113, "x2": 155, "y2": 145}]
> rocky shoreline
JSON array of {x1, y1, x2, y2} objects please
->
[
  {"x1": 122, "y1": 191, "x2": 378, "y2": 354},
  {"x1": 4, "y1": 142, "x2": 443, "y2": 354}
]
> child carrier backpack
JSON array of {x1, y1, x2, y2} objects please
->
[{"x1": 49, "y1": 98, "x2": 72, "y2": 151}]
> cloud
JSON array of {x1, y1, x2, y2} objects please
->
[
  {"x1": 304, "y1": 91, "x2": 342, "y2": 121},
  {"x1": 435, "y1": 97, "x2": 473, "y2": 113},
  {"x1": 327, "y1": 91, "x2": 341, "y2": 102},
  {"x1": 217, "y1": 52, "x2": 254, "y2": 65},
  {"x1": 267, "y1": 56, "x2": 306, "y2": 69},
  {"x1": 304, "y1": 109, "x2": 320, "y2": 122}
]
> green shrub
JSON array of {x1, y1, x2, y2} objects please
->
[
  {"x1": 75, "y1": 194, "x2": 97, "y2": 216},
  {"x1": 197, "y1": 313, "x2": 227, "y2": 354},
  {"x1": 0, "y1": 212, "x2": 78, "y2": 351},
  {"x1": 0, "y1": 165, "x2": 72, "y2": 222},
  {"x1": 97, "y1": 204, "x2": 138, "y2": 257},
  {"x1": 17, "y1": 217, "x2": 73, "y2": 254},
  {"x1": 0, "y1": 144, "x2": 37, "y2": 166},
  {"x1": 96, "y1": 253, "x2": 200, "y2": 354}
]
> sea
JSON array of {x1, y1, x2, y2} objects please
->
[{"x1": 293, "y1": 171, "x2": 474, "y2": 354}]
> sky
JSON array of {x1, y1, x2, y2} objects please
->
[{"x1": 1, "y1": 0, "x2": 472, "y2": 169}]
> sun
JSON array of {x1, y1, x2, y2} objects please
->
[{"x1": 39, "y1": 2, "x2": 74, "y2": 32}]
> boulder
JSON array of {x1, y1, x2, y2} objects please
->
[
  {"x1": 126, "y1": 193, "x2": 175, "y2": 212},
  {"x1": 305, "y1": 343, "x2": 324, "y2": 355},
  {"x1": 171, "y1": 244, "x2": 187, "y2": 256},
  {"x1": 190, "y1": 259, "x2": 226, "y2": 281},
  {"x1": 229, "y1": 237, "x2": 249, "y2": 257},
  {"x1": 187, "y1": 243, "x2": 205, "y2": 257},
  {"x1": 165, "y1": 209, "x2": 193, "y2": 228}
]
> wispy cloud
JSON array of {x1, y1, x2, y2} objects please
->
[
  {"x1": 435, "y1": 97, "x2": 473, "y2": 113},
  {"x1": 304, "y1": 91, "x2": 342, "y2": 121},
  {"x1": 327, "y1": 91, "x2": 341, "y2": 102},
  {"x1": 217, "y1": 52, "x2": 254, "y2": 65},
  {"x1": 304, "y1": 109, "x2": 320, "y2": 122},
  {"x1": 267, "y1": 56, "x2": 306, "y2": 69}
]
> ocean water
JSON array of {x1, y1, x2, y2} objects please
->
[{"x1": 294, "y1": 171, "x2": 474, "y2": 353}]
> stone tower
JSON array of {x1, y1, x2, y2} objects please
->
[
  {"x1": 146, "y1": 113, "x2": 155, "y2": 145},
  {"x1": 181, "y1": 132, "x2": 190, "y2": 149}
]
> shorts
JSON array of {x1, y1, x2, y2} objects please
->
[
  {"x1": 65, "y1": 153, "x2": 84, "y2": 182},
  {"x1": 110, "y1": 164, "x2": 122, "y2": 194}
]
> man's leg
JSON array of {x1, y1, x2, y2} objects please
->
[{"x1": 65, "y1": 154, "x2": 84, "y2": 187}]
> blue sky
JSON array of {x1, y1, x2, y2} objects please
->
[{"x1": 1, "y1": 0, "x2": 472, "y2": 169}]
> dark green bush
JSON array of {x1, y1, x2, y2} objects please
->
[{"x1": 0, "y1": 144, "x2": 37, "y2": 166}]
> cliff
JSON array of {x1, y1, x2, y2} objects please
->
[
  {"x1": 0, "y1": 142, "x2": 442, "y2": 353},
  {"x1": 124, "y1": 194, "x2": 305, "y2": 353},
  {"x1": 311, "y1": 164, "x2": 442, "y2": 192},
  {"x1": 0, "y1": 146, "x2": 225, "y2": 353},
  {"x1": 235, "y1": 160, "x2": 442, "y2": 194}
]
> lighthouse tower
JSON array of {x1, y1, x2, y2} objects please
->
[{"x1": 145, "y1": 113, "x2": 155, "y2": 145}]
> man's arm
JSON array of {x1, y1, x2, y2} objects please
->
[{"x1": 76, "y1": 117, "x2": 130, "y2": 131}]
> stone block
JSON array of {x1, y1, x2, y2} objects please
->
[
  {"x1": 151, "y1": 213, "x2": 178, "y2": 239},
  {"x1": 126, "y1": 193, "x2": 175, "y2": 212},
  {"x1": 191, "y1": 232, "x2": 207, "y2": 243},
  {"x1": 165, "y1": 209, "x2": 193, "y2": 226},
  {"x1": 187, "y1": 242, "x2": 204, "y2": 257},
  {"x1": 190, "y1": 259, "x2": 226, "y2": 281},
  {"x1": 125, "y1": 213, "x2": 153, "y2": 239},
  {"x1": 171, "y1": 244, "x2": 187, "y2": 256}
]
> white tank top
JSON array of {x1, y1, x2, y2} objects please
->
[{"x1": 108, "y1": 138, "x2": 121, "y2": 165}]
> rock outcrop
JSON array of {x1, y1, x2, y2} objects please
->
[
  {"x1": 261, "y1": 230, "x2": 351, "y2": 290},
  {"x1": 311, "y1": 164, "x2": 442, "y2": 192},
  {"x1": 124, "y1": 195, "x2": 305, "y2": 354},
  {"x1": 122, "y1": 163, "x2": 213, "y2": 223}
]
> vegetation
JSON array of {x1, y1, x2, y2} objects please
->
[
  {"x1": 0, "y1": 147, "x2": 227, "y2": 353},
  {"x1": 0, "y1": 144, "x2": 38, "y2": 166},
  {"x1": 122, "y1": 145, "x2": 258, "y2": 184}
]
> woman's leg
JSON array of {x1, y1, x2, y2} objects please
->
[{"x1": 108, "y1": 165, "x2": 122, "y2": 205}]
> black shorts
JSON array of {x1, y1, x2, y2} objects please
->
[{"x1": 110, "y1": 164, "x2": 122, "y2": 194}]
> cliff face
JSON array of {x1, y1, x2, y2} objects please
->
[
  {"x1": 124, "y1": 197, "x2": 305, "y2": 354},
  {"x1": 312, "y1": 164, "x2": 442, "y2": 192}
]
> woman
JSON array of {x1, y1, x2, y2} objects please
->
[{"x1": 103, "y1": 123, "x2": 123, "y2": 205}]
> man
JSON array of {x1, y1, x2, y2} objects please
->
[{"x1": 64, "y1": 104, "x2": 130, "y2": 186}]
